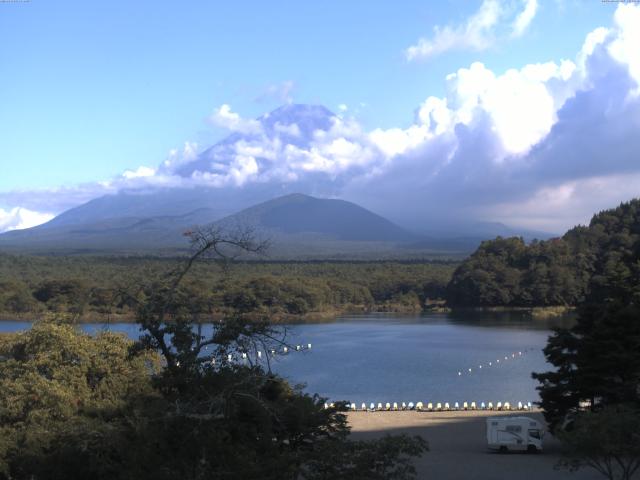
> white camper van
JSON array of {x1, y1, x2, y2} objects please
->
[{"x1": 486, "y1": 416, "x2": 544, "y2": 453}]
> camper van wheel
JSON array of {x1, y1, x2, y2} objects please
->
[
  {"x1": 499, "y1": 446, "x2": 508, "y2": 454},
  {"x1": 527, "y1": 445, "x2": 538, "y2": 454}
]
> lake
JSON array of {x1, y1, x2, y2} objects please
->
[{"x1": 0, "y1": 312, "x2": 570, "y2": 406}]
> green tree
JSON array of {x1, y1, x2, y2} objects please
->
[
  {"x1": 0, "y1": 320, "x2": 161, "y2": 479},
  {"x1": 556, "y1": 405, "x2": 640, "y2": 480}
]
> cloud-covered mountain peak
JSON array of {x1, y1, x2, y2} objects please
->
[{"x1": 174, "y1": 103, "x2": 337, "y2": 178}]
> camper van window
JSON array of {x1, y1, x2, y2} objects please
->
[
  {"x1": 528, "y1": 429, "x2": 541, "y2": 439},
  {"x1": 506, "y1": 425, "x2": 522, "y2": 433}
]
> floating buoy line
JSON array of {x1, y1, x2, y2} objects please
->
[
  {"x1": 206, "y1": 343, "x2": 312, "y2": 364},
  {"x1": 456, "y1": 348, "x2": 536, "y2": 377},
  {"x1": 326, "y1": 400, "x2": 535, "y2": 413}
]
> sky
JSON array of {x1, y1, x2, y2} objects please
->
[{"x1": 1, "y1": 0, "x2": 639, "y2": 234}]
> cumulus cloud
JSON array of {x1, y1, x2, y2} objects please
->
[
  {"x1": 2, "y1": 4, "x2": 639, "y2": 235},
  {"x1": 406, "y1": 0, "x2": 539, "y2": 61},
  {"x1": 122, "y1": 166, "x2": 156, "y2": 179},
  {"x1": 209, "y1": 104, "x2": 263, "y2": 135},
  {"x1": 0, "y1": 207, "x2": 54, "y2": 232}
]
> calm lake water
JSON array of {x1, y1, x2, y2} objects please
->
[{"x1": 0, "y1": 313, "x2": 571, "y2": 406}]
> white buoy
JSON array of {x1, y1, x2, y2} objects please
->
[
  {"x1": 468, "y1": 368, "x2": 472, "y2": 373},
  {"x1": 458, "y1": 371, "x2": 462, "y2": 376},
  {"x1": 504, "y1": 402, "x2": 511, "y2": 411},
  {"x1": 489, "y1": 362, "x2": 492, "y2": 366},
  {"x1": 370, "y1": 403, "x2": 375, "y2": 411},
  {"x1": 497, "y1": 401, "x2": 503, "y2": 410},
  {"x1": 496, "y1": 359, "x2": 500, "y2": 363},
  {"x1": 463, "y1": 401, "x2": 468, "y2": 410},
  {"x1": 479, "y1": 365, "x2": 482, "y2": 369},
  {"x1": 454, "y1": 402, "x2": 460, "y2": 410},
  {"x1": 385, "y1": 402, "x2": 391, "y2": 411},
  {"x1": 408, "y1": 402, "x2": 415, "y2": 410},
  {"x1": 361, "y1": 402, "x2": 367, "y2": 411},
  {"x1": 518, "y1": 351, "x2": 522, "y2": 355},
  {"x1": 402, "y1": 402, "x2": 407, "y2": 410},
  {"x1": 308, "y1": 343, "x2": 312, "y2": 349},
  {"x1": 444, "y1": 402, "x2": 450, "y2": 411},
  {"x1": 436, "y1": 402, "x2": 442, "y2": 411},
  {"x1": 416, "y1": 401, "x2": 424, "y2": 411},
  {"x1": 504, "y1": 356, "x2": 508, "y2": 360},
  {"x1": 393, "y1": 402, "x2": 398, "y2": 411},
  {"x1": 471, "y1": 401, "x2": 477, "y2": 410},
  {"x1": 377, "y1": 403, "x2": 383, "y2": 411},
  {"x1": 488, "y1": 402, "x2": 494, "y2": 410},
  {"x1": 480, "y1": 402, "x2": 486, "y2": 410},
  {"x1": 428, "y1": 402, "x2": 434, "y2": 411}
]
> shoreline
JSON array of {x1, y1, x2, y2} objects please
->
[{"x1": 0, "y1": 305, "x2": 574, "y2": 324}]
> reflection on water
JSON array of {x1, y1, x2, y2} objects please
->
[{"x1": 0, "y1": 312, "x2": 572, "y2": 405}]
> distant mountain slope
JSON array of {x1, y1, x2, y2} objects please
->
[
  {"x1": 0, "y1": 193, "x2": 422, "y2": 256},
  {"x1": 33, "y1": 104, "x2": 339, "y2": 231},
  {"x1": 217, "y1": 193, "x2": 414, "y2": 242}
]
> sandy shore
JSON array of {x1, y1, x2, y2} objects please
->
[{"x1": 347, "y1": 410, "x2": 602, "y2": 480}]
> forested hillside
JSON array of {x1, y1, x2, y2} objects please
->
[
  {"x1": 446, "y1": 199, "x2": 640, "y2": 307},
  {"x1": 0, "y1": 256, "x2": 454, "y2": 320}
]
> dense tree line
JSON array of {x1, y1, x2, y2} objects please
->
[
  {"x1": 0, "y1": 256, "x2": 455, "y2": 320},
  {"x1": 531, "y1": 199, "x2": 640, "y2": 479},
  {"x1": 446, "y1": 200, "x2": 640, "y2": 307},
  {"x1": 0, "y1": 227, "x2": 428, "y2": 479}
]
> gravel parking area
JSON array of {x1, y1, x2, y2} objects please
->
[{"x1": 347, "y1": 410, "x2": 604, "y2": 480}]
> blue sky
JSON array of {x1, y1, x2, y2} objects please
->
[
  {"x1": 0, "y1": 1, "x2": 605, "y2": 189},
  {"x1": 1, "y1": 0, "x2": 639, "y2": 232}
]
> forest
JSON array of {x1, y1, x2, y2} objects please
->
[
  {"x1": 1, "y1": 199, "x2": 639, "y2": 321},
  {"x1": 446, "y1": 199, "x2": 640, "y2": 307},
  {"x1": 0, "y1": 255, "x2": 455, "y2": 321}
]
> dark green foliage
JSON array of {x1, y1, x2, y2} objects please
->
[
  {"x1": 532, "y1": 200, "x2": 640, "y2": 431},
  {"x1": 447, "y1": 199, "x2": 640, "y2": 307},
  {"x1": 0, "y1": 229, "x2": 428, "y2": 479},
  {"x1": 556, "y1": 405, "x2": 640, "y2": 480},
  {"x1": 0, "y1": 255, "x2": 455, "y2": 319}
]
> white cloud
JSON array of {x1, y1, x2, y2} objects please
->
[
  {"x1": 0, "y1": 207, "x2": 54, "y2": 233},
  {"x1": 608, "y1": 3, "x2": 640, "y2": 92},
  {"x1": 122, "y1": 166, "x2": 156, "y2": 179},
  {"x1": 255, "y1": 80, "x2": 295, "y2": 104},
  {"x1": 209, "y1": 104, "x2": 263, "y2": 134},
  {"x1": 406, "y1": 0, "x2": 503, "y2": 61},
  {"x1": 512, "y1": 0, "x2": 538, "y2": 37},
  {"x1": 2, "y1": 4, "x2": 639, "y2": 234},
  {"x1": 406, "y1": 0, "x2": 540, "y2": 61}
]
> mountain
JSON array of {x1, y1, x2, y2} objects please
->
[
  {"x1": 218, "y1": 194, "x2": 414, "y2": 242},
  {"x1": 175, "y1": 104, "x2": 335, "y2": 178},
  {"x1": 36, "y1": 104, "x2": 339, "y2": 231},
  {"x1": 0, "y1": 193, "x2": 422, "y2": 256}
]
